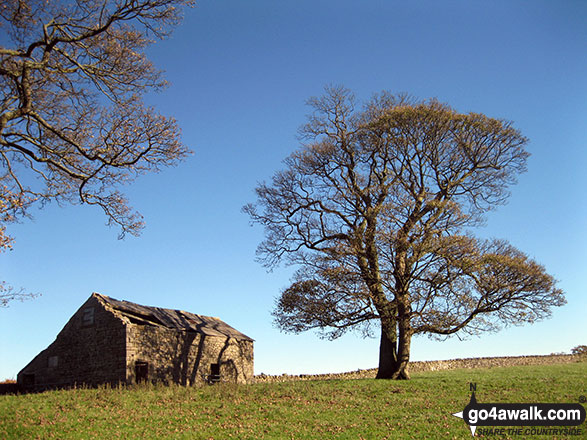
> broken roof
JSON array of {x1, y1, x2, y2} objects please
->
[{"x1": 94, "y1": 293, "x2": 253, "y2": 342}]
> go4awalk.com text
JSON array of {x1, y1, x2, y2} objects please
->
[{"x1": 452, "y1": 384, "x2": 586, "y2": 437}]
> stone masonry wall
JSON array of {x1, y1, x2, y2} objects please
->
[
  {"x1": 126, "y1": 324, "x2": 254, "y2": 385},
  {"x1": 254, "y1": 354, "x2": 585, "y2": 383},
  {"x1": 17, "y1": 296, "x2": 127, "y2": 390}
]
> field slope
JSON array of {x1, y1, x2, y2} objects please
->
[{"x1": 1, "y1": 362, "x2": 586, "y2": 439}]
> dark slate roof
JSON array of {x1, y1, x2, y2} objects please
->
[{"x1": 94, "y1": 293, "x2": 253, "y2": 342}]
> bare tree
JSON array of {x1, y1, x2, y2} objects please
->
[
  {"x1": 245, "y1": 86, "x2": 565, "y2": 379},
  {"x1": 0, "y1": 0, "x2": 193, "y2": 302}
]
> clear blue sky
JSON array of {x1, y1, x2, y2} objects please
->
[{"x1": 1, "y1": 0, "x2": 586, "y2": 379}]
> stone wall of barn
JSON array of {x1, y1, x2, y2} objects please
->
[
  {"x1": 125, "y1": 324, "x2": 254, "y2": 385},
  {"x1": 17, "y1": 295, "x2": 127, "y2": 390}
]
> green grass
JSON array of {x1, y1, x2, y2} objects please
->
[{"x1": 1, "y1": 362, "x2": 586, "y2": 439}]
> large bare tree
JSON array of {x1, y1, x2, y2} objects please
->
[
  {"x1": 245, "y1": 86, "x2": 565, "y2": 379},
  {"x1": 0, "y1": 0, "x2": 193, "y2": 303}
]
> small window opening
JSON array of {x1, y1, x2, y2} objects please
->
[
  {"x1": 22, "y1": 373, "x2": 35, "y2": 387},
  {"x1": 82, "y1": 307, "x2": 94, "y2": 326},
  {"x1": 135, "y1": 361, "x2": 149, "y2": 383},
  {"x1": 48, "y1": 356, "x2": 59, "y2": 368}
]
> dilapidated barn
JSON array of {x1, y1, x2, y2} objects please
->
[{"x1": 17, "y1": 293, "x2": 254, "y2": 391}]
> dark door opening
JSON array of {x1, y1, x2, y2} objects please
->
[
  {"x1": 209, "y1": 363, "x2": 220, "y2": 384},
  {"x1": 135, "y1": 361, "x2": 149, "y2": 383}
]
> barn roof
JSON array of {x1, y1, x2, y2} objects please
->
[{"x1": 94, "y1": 293, "x2": 253, "y2": 342}]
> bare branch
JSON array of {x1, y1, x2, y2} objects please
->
[
  {"x1": 0, "y1": 0, "x2": 193, "y2": 299},
  {"x1": 0, "y1": 0, "x2": 192, "y2": 246}
]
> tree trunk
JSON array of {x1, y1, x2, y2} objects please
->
[
  {"x1": 376, "y1": 318, "x2": 411, "y2": 380},
  {"x1": 392, "y1": 315, "x2": 411, "y2": 380}
]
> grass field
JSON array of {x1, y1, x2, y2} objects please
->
[{"x1": 1, "y1": 361, "x2": 585, "y2": 439}]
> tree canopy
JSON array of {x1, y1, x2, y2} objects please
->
[
  {"x1": 0, "y1": 0, "x2": 193, "y2": 247},
  {"x1": 245, "y1": 86, "x2": 565, "y2": 379},
  {"x1": 0, "y1": 0, "x2": 193, "y2": 303}
]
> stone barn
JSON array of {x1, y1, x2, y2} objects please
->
[{"x1": 17, "y1": 293, "x2": 254, "y2": 391}]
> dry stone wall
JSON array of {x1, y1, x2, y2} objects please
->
[{"x1": 254, "y1": 354, "x2": 585, "y2": 383}]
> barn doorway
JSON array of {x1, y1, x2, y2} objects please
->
[
  {"x1": 209, "y1": 363, "x2": 221, "y2": 384},
  {"x1": 135, "y1": 361, "x2": 149, "y2": 383}
]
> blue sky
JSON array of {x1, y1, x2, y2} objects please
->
[{"x1": 1, "y1": 0, "x2": 586, "y2": 379}]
